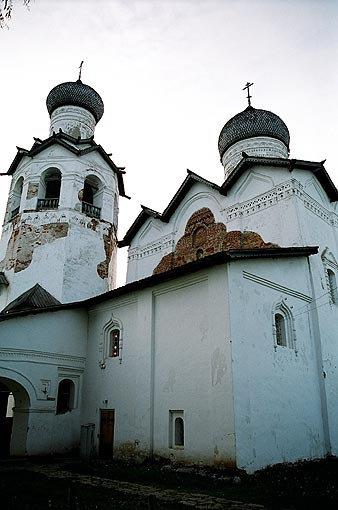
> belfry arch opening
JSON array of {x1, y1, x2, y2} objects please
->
[
  {"x1": 82, "y1": 174, "x2": 103, "y2": 219},
  {"x1": 9, "y1": 176, "x2": 24, "y2": 220},
  {"x1": 0, "y1": 378, "x2": 30, "y2": 457},
  {"x1": 37, "y1": 167, "x2": 62, "y2": 210}
]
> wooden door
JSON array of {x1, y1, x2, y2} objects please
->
[{"x1": 99, "y1": 409, "x2": 115, "y2": 458}]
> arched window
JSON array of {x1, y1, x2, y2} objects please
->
[
  {"x1": 174, "y1": 418, "x2": 184, "y2": 447},
  {"x1": 56, "y1": 379, "x2": 74, "y2": 414},
  {"x1": 327, "y1": 269, "x2": 337, "y2": 305},
  {"x1": 109, "y1": 329, "x2": 120, "y2": 358},
  {"x1": 82, "y1": 175, "x2": 102, "y2": 219},
  {"x1": 169, "y1": 410, "x2": 184, "y2": 449},
  {"x1": 321, "y1": 248, "x2": 338, "y2": 306},
  {"x1": 274, "y1": 313, "x2": 288, "y2": 347},
  {"x1": 102, "y1": 317, "x2": 123, "y2": 365},
  {"x1": 37, "y1": 168, "x2": 61, "y2": 210},
  {"x1": 273, "y1": 300, "x2": 295, "y2": 350},
  {"x1": 10, "y1": 177, "x2": 24, "y2": 219}
]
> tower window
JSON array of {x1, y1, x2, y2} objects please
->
[
  {"x1": 82, "y1": 175, "x2": 102, "y2": 219},
  {"x1": 9, "y1": 176, "x2": 24, "y2": 220},
  {"x1": 37, "y1": 168, "x2": 61, "y2": 210}
]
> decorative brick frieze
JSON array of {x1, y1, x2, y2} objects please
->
[{"x1": 153, "y1": 208, "x2": 278, "y2": 275}]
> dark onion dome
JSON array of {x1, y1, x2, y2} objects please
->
[
  {"x1": 46, "y1": 79, "x2": 104, "y2": 122},
  {"x1": 218, "y1": 105, "x2": 290, "y2": 159}
]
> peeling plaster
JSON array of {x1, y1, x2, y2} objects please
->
[
  {"x1": 0, "y1": 221, "x2": 69, "y2": 273},
  {"x1": 97, "y1": 226, "x2": 115, "y2": 279},
  {"x1": 26, "y1": 183, "x2": 39, "y2": 199}
]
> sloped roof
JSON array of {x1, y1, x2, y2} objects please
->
[
  {"x1": 119, "y1": 156, "x2": 338, "y2": 247},
  {"x1": 1, "y1": 284, "x2": 61, "y2": 315},
  {"x1": 0, "y1": 246, "x2": 318, "y2": 320},
  {"x1": 220, "y1": 155, "x2": 338, "y2": 201},
  {"x1": 119, "y1": 170, "x2": 220, "y2": 247},
  {"x1": 5, "y1": 132, "x2": 128, "y2": 198}
]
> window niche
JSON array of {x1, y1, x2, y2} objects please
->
[
  {"x1": 56, "y1": 378, "x2": 75, "y2": 414},
  {"x1": 273, "y1": 299, "x2": 296, "y2": 351},
  {"x1": 169, "y1": 410, "x2": 184, "y2": 449},
  {"x1": 103, "y1": 317, "x2": 123, "y2": 364},
  {"x1": 322, "y1": 249, "x2": 338, "y2": 306}
]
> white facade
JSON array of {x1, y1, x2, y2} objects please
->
[{"x1": 1, "y1": 83, "x2": 338, "y2": 473}]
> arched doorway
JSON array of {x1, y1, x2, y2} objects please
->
[{"x1": 0, "y1": 378, "x2": 30, "y2": 457}]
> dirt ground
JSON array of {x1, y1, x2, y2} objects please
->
[{"x1": 1, "y1": 456, "x2": 338, "y2": 509}]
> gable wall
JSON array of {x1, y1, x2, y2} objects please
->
[
  {"x1": 228, "y1": 257, "x2": 327, "y2": 472},
  {"x1": 82, "y1": 265, "x2": 235, "y2": 466},
  {"x1": 126, "y1": 164, "x2": 338, "y2": 285}
]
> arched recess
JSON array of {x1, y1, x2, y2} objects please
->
[
  {"x1": 234, "y1": 170, "x2": 274, "y2": 203},
  {"x1": 173, "y1": 192, "x2": 223, "y2": 240},
  {"x1": 0, "y1": 376, "x2": 31, "y2": 457},
  {"x1": 37, "y1": 167, "x2": 62, "y2": 210},
  {"x1": 272, "y1": 299, "x2": 296, "y2": 351},
  {"x1": 321, "y1": 248, "x2": 338, "y2": 305},
  {"x1": 56, "y1": 379, "x2": 75, "y2": 414},
  {"x1": 82, "y1": 174, "x2": 103, "y2": 219},
  {"x1": 10, "y1": 176, "x2": 24, "y2": 220},
  {"x1": 101, "y1": 316, "x2": 123, "y2": 365}
]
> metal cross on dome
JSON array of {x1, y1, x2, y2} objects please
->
[
  {"x1": 78, "y1": 61, "x2": 84, "y2": 81},
  {"x1": 243, "y1": 81, "x2": 254, "y2": 106}
]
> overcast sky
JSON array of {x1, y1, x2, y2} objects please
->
[{"x1": 1, "y1": 0, "x2": 337, "y2": 285}]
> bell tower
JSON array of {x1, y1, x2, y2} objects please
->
[{"x1": 0, "y1": 79, "x2": 126, "y2": 309}]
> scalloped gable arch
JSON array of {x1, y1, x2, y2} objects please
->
[
  {"x1": 234, "y1": 170, "x2": 275, "y2": 202},
  {"x1": 173, "y1": 191, "x2": 224, "y2": 239},
  {"x1": 304, "y1": 177, "x2": 329, "y2": 206},
  {"x1": 139, "y1": 220, "x2": 163, "y2": 245}
]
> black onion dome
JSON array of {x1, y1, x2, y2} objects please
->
[
  {"x1": 218, "y1": 106, "x2": 290, "y2": 158},
  {"x1": 46, "y1": 80, "x2": 104, "y2": 122}
]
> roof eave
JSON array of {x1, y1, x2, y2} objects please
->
[{"x1": 0, "y1": 245, "x2": 318, "y2": 320}]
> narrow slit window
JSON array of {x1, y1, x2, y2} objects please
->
[
  {"x1": 275, "y1": 313, "x2": 287, "y2": 347},
  {"x1": 327, "y1": 269, "x2": 338, "y2": 304},
  {"x1": 169, "y1": 410, "x2": 184, "y2": 449},
  {"x1": 174, "y1": 417, "x2": 184, "y2": 447},
  {"x1": 110, "y1": 329, "x2": 120, "y2": 358}
]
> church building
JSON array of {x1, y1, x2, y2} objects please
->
[{"x1": 0, "y1": 79, "x2": 338, "y2": 473}]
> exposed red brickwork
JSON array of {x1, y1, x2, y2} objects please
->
[
  {"x1": 153, "y1": 207, "x2": 278, "y2": 275},
  {"x1": 0, "y1": 221, "x2": 69, "y2": 273},
  {"x1": 97, "y1": 226, "x2": 116, "y2": 279}
]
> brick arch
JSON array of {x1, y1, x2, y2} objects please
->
[{"x1": 153, "y1": 207, "x2": 278, "y2": 275}]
